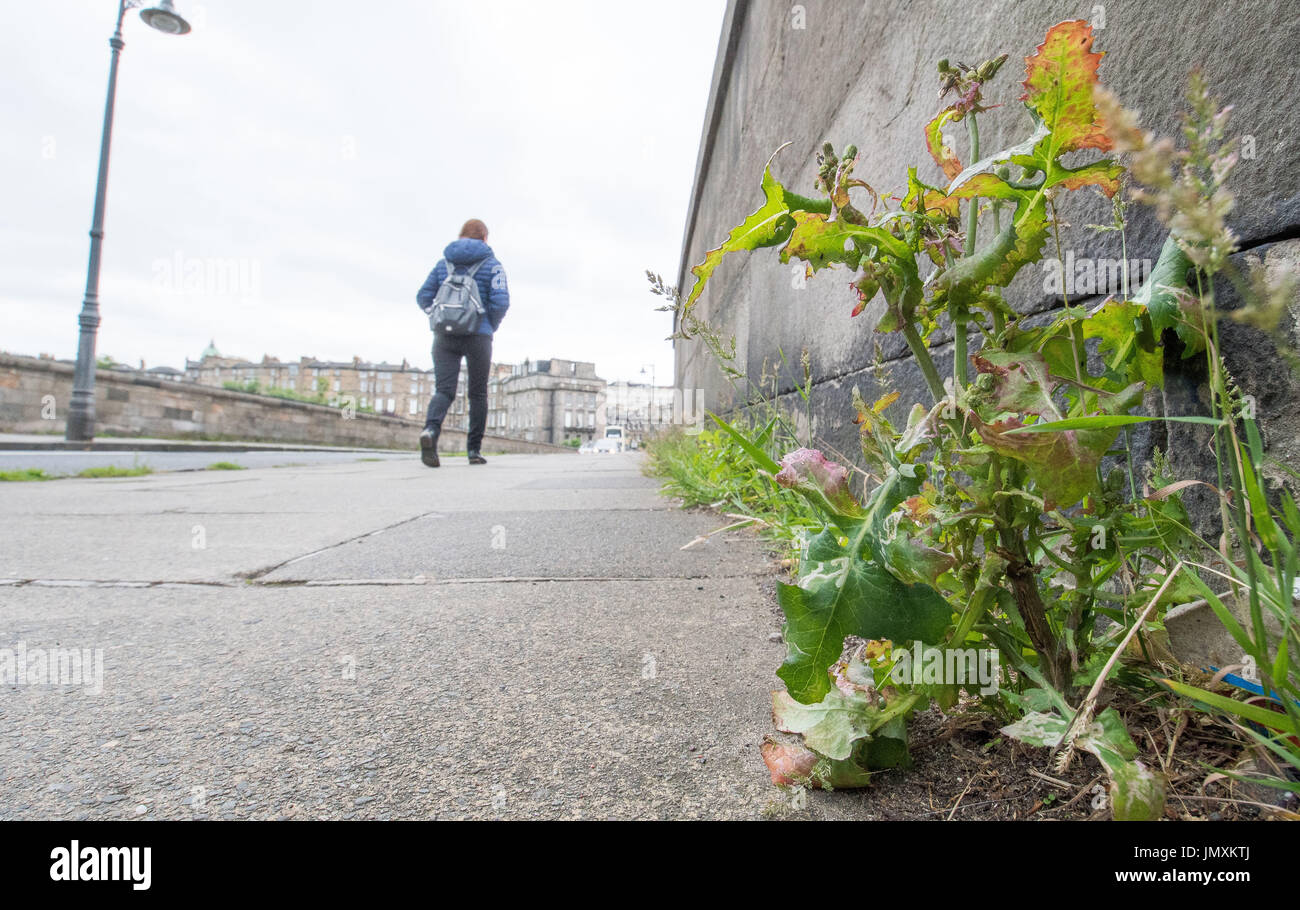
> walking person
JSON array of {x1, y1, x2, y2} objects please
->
[{"x1": 416, "y1": 219, "x2": 510, "y2": 467}]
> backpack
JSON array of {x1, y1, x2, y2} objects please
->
[{"x1": 428, "y1": 258, "x2": 486, "y2": 336}]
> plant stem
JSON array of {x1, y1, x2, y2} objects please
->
[
  {"x1": 952, "y1": 113, "x2": 982, "y2": 391},
  {"x1": 901, "y1": 320, "x2": 946, "y2": 403}
]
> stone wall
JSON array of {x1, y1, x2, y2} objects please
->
[
  {"x1": 0, "y1": 353, "x2": 574, "y2": 455},
  {"x1": 676, "y1": 0, "x2": 1300, "y2": 502}
]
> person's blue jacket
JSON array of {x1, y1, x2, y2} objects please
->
[{"x1": 416, "y1": 238, "x2": 509, "y2": 336}]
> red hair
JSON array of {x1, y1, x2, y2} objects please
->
[{"x1": 459, "y1": 219, "x2": 488, "y2": 240}]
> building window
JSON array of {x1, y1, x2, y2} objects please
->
[
  {"x1": 408, "y1": 399, "x2": 418, "y2": 415},
  {"x1": 333, "y1": 380, "x2": 341, "y2": 392}
]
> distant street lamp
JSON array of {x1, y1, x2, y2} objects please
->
[{"x1": 66, "y1": 0, "x2": 192, "y2": 442}]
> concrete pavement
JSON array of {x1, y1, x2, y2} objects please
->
[
  {"x1": 0, "y1": 433, "x2": 411, "y2": 476},
  {"x1": 0, "y1": 451, "x2": 796, "y2": 819}
]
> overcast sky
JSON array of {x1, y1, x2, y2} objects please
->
[{"x1": 0, "y1": 0, "x2": 725, "y2": 384}]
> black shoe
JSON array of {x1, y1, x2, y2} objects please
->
[
  {"x1": 420, "y1": 429, "x2": 440, "y2": 467},
  {"x1": 467, "y1": 452, "x2": 487, "y2": 465}
]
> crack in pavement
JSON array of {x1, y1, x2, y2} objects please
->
[
  {"x1": 237, "y1": 510, "x2": 447, "y2": 581},
  {"x1": 0, "y1": 573, "x2": 771, "y2": 589}
]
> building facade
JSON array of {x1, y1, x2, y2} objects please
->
[
  {"x1": 502, "y1": 358, "x2": 606, "y2": 445},
  {"x1": 184, "y1": 342, "x2": 510, "y2": 430},
  {"x1": 604, "y1": 380, "x2": 677, "y2": 442}
]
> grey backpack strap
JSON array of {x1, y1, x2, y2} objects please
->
[
  {"x1": 466, "y1": 258, "x2": 487, "y2": 278},
  {"x1": 443, "y1": 258, "x2": 456, "y2": 276}
]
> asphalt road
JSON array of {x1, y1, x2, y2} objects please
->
[{"x1": 0, "y1": 451, "x2": 800, "y2": 819}]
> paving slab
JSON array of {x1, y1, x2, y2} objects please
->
[{"x1": 0, "y1": 451, "x2": 804, "y2": 820}]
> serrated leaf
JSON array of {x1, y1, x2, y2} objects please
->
[
  {"x1": 780, "y1": 211, "x2": 866, "y2": 271},
  {"x1": 971, "y1": 412, "x2": 1122, "y2": 509},
  {"x1": 1050, "y1": 157, "x2": 1123, "y2": 197},
  {"x1": 1021, "y1": 20, "x2": 1112, "y2": 157},
  {"x1": 903, "y1": 167, "x2": 959, "y2": 219},
  {"x1": 938, "y1": 174, "x2": 1049, "y2": 304},
  {"x1": 947, "y1": 119, "x2": 1050, "y2": 195},
  {"x1": 973, "y1": 350, "x2": 1064, "y2": 419},
  {"x1": 925, "y1": 106, "x2": 965, "y2": 181},
  {"x1": 1082, "y1": 299, "x2": 1164, "y2": 390},
  {"x1": 687, "y1": 160, "x2": 831, "y2": 305},
  {"x1": 881, "y1": 509, "x2": 955, "y2": 586},
  {"x1": 778, "y1": 515, "x2": 952, "y2": 703},
  {"x1": 1002, "y1": 414, "x2": 1223, "y2": 433}
]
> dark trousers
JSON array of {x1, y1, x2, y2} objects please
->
[{"x1": 425, "y1": 333, "x2": 492, "y2": 453}]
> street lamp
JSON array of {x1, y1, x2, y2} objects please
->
[{"x1": 66, "y1": 0, "x2": 192, "y2": 442}]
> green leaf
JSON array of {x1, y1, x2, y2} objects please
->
[
  {"x1": 686, "y1": 157, "x2": 831, "y2": 305},
  {"x1": 947, "y1": 119, "x2": 1050, "y2": 194},
  {"x1": 708, "y1": 412, "x2": 781, "y2": 474},
  {"x1": 880, "y1": 510, "x2": 956, "y2": 586},
  {"x1": 857, "y1": 714, "x2": 912, "y2": 769},
  {"x1": 772, "y1": 688, "x2": 883, "y2": 761},
  {"x1": 1075, "y1": 707, "x2": 1140, "y2": 774},
  {"x1": 938, "y1": 174, "x2": 1049, "y2": 303},
  {"x1": 778, "y1": 520, "x2": 952, "y2": 704},
  {"x1": 970, "y1": 369, "x2": 1145, "y2": 509},
  {"x1": 1108, "y1": 760, "x2": 1166, "y2": 820},
  {"x1": 1159, "y1": 678, "x2": 1300, "y2": 732},
  {"x1": 1050, "y1": 157, "x2": 1124, "y2": 196},
  {"x1": 972, "y1": 350, "x2": 1065, "y2": 419},
  {"x1": 779, "y1": 211, "x2": 866, "y2": 271},
  {"x1": 1000, "y1": 710, "x2": 1069, "y2": 748},
  {"x1": 1082, "y1": 299, "x2": 1163, "y2": 390},
  {"x1": 1135, "y1": 235, "x2": 1204, "y2": 355}
]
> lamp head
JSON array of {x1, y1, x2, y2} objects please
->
[{"x1": 140, "y1": 0, "x2": 191, "y2": 35}]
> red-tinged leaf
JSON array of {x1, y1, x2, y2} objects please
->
[
  {"x1": 850, "y1": 275, "x2": 878, "y2": 316},
  {"x1": 925, "y1": 106, "x2": 965, "y2": 181},
  {"x1": 1053, "y1": 157, "x2": 1124, "y2": 197},
  {"x1": 971, "y1": 413, "x2": 1107, "y2": 509},
  {"x1": 1021, "y1": 20, "x2": 1112, "y2": 156},
  {"x1": 903, "y1": 166, "x2": 959, "y2": 218},
  {"x1": 973, "y1": 350, "x2": 1063, "y2": 419},
  {"x1": 760, "y1": 737, "x2": 819, "y2": 785}
]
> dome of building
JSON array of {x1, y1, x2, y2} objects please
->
[{"x1": 200, "y1": 339, "x2": 220, "y2": 360}]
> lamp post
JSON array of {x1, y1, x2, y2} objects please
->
[{"x1": 65, "y1": 0, "x2": 191, "y2": 442}]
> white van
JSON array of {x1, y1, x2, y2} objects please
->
[{"x1": 604, "y1": 426, "x2": 626, "y2": 452}]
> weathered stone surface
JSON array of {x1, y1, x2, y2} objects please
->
[{"x1": 678, "y1": 0, "x2": 1300, "y2": 411}]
